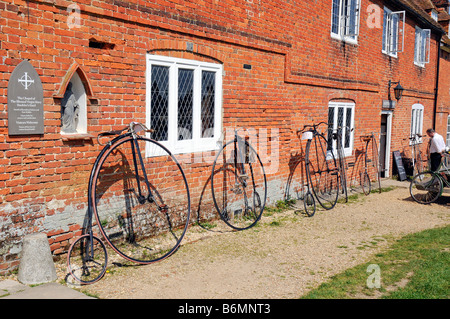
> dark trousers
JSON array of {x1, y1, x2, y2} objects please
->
[{"x1": 430, "y1": 152, "x2": 442, "y2": 171}]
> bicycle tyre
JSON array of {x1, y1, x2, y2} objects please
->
[
  {"x1": 409, "y1": 171, "x2": 443, "y2": 204},
  {"x1": 306, "y1": 133, "x2": 339, "y2": 210},
  {"x1": 67, "y1": 234, "x2": 107, "y2": 285},
  {"x1": 211, "y1": 139, "x2": 267, "y2": 230},
  {"x1": 303, "y1": 190, "x2": 316, "y2": 217},
  {"x1": 90, "y1": 134, "x2": 191, "y2": 264},
  {"x1": 361, "y1": 171, "x2": 371, "y2": 195}
]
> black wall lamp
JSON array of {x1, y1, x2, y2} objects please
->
[{"x1": 388, "y1": 80, "x2": 404, "y2": 101}]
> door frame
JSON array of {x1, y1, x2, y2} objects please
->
[{"x1": 381, "y1": 110, "x2": 393, "y2": 178}]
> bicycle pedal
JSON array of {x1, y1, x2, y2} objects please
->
[{"x1": 239, "y1": 174, "x2": 249, "y2": 180}]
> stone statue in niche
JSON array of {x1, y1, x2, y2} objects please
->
[{"x1": 61, "y1": 82, "x2": 79, "y2": 133}]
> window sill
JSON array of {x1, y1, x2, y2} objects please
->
[
  {"x1": 414, "y1": 61, "x2": 426, "y2": 68},
  {"x1": 61, "y1": 133, "x2": 94, "y2": 141},
  {"x1": 382, "y1": 50, "x2": 398, "y2": 59},
  {"x1": 331, "y1": 32, "x2": 358, "y2": 45}
]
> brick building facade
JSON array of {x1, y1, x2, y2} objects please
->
[{"x1": 0, "y1": 0, "x2": 448, "y2": 274}]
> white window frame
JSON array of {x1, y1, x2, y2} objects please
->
[
  {"x1": 146, "y1": 54, "x2": 223, "y2": 156},
  {"x1": 328, "y1": 101, "x2": 355, "y2": 157},
  {"x1": 414, "y1": 26, "x2": 431, "y2": 67},
  {"x1": 382, "y1": 8, "x2": 405, "y2": 57},
  {"x1": 431, "y1": 10, "x2": 438, "y2": 22},
  {"x1": 410, "y1": 104, "x2": 424, "y2": 144},
  {"x1": 331, "y1": 0, "x2": 361, "y2": 44},
  {"x1": 446, "y1": 115, "x2": 450, "y2": 147}
]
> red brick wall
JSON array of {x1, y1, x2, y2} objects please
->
[
  {"x1": 435, "y1": 49, "x2": 450, "y2": 138},
  {"x1": 0, "y1": 0, "x2": 443, "y2": 274}
]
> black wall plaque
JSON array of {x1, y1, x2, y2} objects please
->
[
  {"x1": 393, "y1": 150, "x2": 407, "y2": 181},
  {"x1": 8, "y1": 60, "x2": 44, "y2": 135}
]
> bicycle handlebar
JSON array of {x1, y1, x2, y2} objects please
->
[
  {"x1": 297, "y1": 122, "x2": 328, "y2": 133},
  {"x1": 403, "y1": 133, "x2": 424, "y2": 141},
  {"x1": 97, "y1": 122, "x2": 154, "y2": 145}
]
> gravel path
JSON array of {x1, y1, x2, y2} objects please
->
[{"x1": 65, "y1": 182, "x2": 448, "y2": 299}]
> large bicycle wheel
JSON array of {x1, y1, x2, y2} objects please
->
[
  {"x1": 67, "y1": 234, "x2": 107, "y2": 285},
  {"x1": 409, "y1": 171, "x2": 443, "y2": 204},
  {"x1": 306, "y1": 134, "x2": 339, "y2": 210},
  {"x1": 91, "y1": 134, "x2": 190, "y2": 264},
  {"x1": 211, "y1": 139, "x2": 267, "y2": 230}
]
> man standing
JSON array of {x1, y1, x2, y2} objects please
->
[{"x1": 426, "y1": 128, "x2": 446, "y2": 171}]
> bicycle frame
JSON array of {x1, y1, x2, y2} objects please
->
[
  {"x1": 234, "y1": 130, "x2": 248, "y2": 188},
  {"x1": 86, "y1": 123, "x2": 162, "y2": 240},
  {"x1": 69, "y1": 121, "x2": 191, "y2": 283},
  {"x1": 333, "y1": 125, "x2": 353, "y2": 202},
  {"x1": 361, "y1": 132, "x2": 382, "y2": 193},
  {"x1": 406, "y1": 133, "x2": 424, "y2": 173},
  {"x1": 298, "y1": 121, "x2": 339, "y2": 212},
  {"x1": 437, "y1": 153, "x2": 450, "y2": 188}
]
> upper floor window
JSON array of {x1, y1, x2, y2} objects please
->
[
  {"x1": 331, "y1": 0, "x2": 361, "y2": 43},
  {"x1": 431, "y1": 10, "x2": 438, "y2": 22},
  {"x1": 146, "y1": 54, "x2": 223, "y2": 155},
  {"x1": 327, "y1": 101, "x2": 355, "y2": 157},
  {"x1": 414, "y1": 26, "x2": 431, "y2": 67},
  {"x1": 447, "y1": 115, "x2": 450, "y2": 147},
  {"x1": 382, "y1": 8, "x2": 405, "y2": 57}
]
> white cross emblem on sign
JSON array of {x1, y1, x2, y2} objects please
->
[{"x1": 18, "y1": 72, "x2": 34, "y2": 90}]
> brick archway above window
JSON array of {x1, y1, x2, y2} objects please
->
[
  {"x1": 147, "y1": 39, "x2": 225, "y2": 65},
  {"x1": 328, "y1": 92, "x2": 358, "y2": 105},
  {"x1": 54, "y1": 61, "x2": 96, "y2": 100}
]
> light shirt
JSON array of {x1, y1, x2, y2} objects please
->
[{"x1": 429, "y1": 132, "x2": 446, "y2": 153}]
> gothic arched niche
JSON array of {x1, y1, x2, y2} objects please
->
[{"x1": 55, "y1": 62, "x2": 95, "y2": 137}]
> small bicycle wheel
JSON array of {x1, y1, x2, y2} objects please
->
[
  {"x1": 211, "y1": 139, "x2": 267, "y2": 230},
  {"x1": 67, "y1": 234, "x2": 107, "y2": 285},
  {"x1": 91, "y1": 134, "x2": 190, "y2": 264},
  {"x1": 303, "y1": 190, "x2": 316, "y2": 217},
  {"x1": 306, "y1": 133, "x2": 339, "y2": 210},
  {"x1": 361, "y1": 171, "x2": 371, "y2": 195},
  {"x1": 409, "y1": 171, "x2": 443, "y2": 204}
]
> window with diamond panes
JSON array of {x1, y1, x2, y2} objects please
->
[
  {"x1": 177, "y1": 69, "x2": 194, "y2": 141},
  {"x1": 146, "y1": 55, "x2": 223, "y2": 155},
  {"x1": 447, "y1": 116, "x2": 450, "y2": 147},
  {"x1": 150, "y1": 65, "x2": 169, "y2": 141},
  {"x1": 201, "y1": 71, "x2": 215, "y2": 138},
  {"x1": 327, "y1": 102, "x2": 355, "y2": 156}
]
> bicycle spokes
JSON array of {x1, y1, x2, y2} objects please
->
[
  {"x1": 307, "y1": 133, "x2": 339, "y2": 210},
  {"x1": 92, "y1": 136, "x2": 190, "y2": 264},
  {"x1": 211, "y1": 139, "x2": 267, "y2": 230},
  {"x1": 410, "y1": 172, "x2": 443, "y2": 204}
]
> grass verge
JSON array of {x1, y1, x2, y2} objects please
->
[{"x1": 301, "y1": 225, "x2": 450, "y2": 299}]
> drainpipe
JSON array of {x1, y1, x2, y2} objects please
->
[{"x1": 433, "y1": 33, "x2": 442, "y2": 130}]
